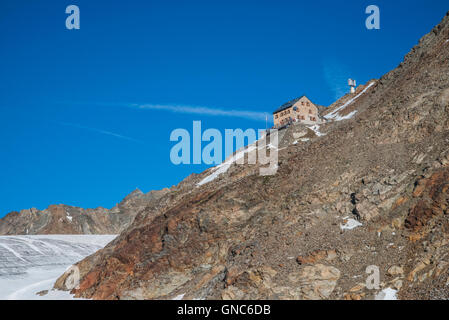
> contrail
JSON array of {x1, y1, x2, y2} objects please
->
[
  {"x1": 55, "y1": 101, "x2": 270, "y2": 122},
  {"x1": 57, "y1": 122, "x2": 144, "y2": 144},
  {"x1": 134, "y1": 103, "x2": 268, "y2": 121}
]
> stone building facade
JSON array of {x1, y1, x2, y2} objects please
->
[{"x1": 273, "y1": 96, "x2": 321, "y2": 127}]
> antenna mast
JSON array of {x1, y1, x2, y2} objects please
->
[{"x1": 348, "y1": 79, "x2": 357, "y2": 94}]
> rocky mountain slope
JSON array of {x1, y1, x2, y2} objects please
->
[
  {"x1": 55, "y1": 12, "x2": 449, "y2": 300},
  {"x1": 0, "y1": 188, "x2": 169, "y2": 235}
]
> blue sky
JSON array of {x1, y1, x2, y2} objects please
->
[{"x1": 0, "y1": 0, "x2": 447, "y2": 217}]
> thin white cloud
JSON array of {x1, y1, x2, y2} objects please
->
[
  {"x1": 134, "y1": 103, "x2": 268, "y2": 122},
  {"x1": 57, "y1": 122, "x2": 143, "y2": 144}
]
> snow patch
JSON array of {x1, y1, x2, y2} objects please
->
[
  {"x1": 197, "y1": 145, "x2": 257, "y2": 186},
  {"x1": 173, "y1": 293, "x2": 185, "y2": 300},
  {"x1": 340, "y1": 217, "x2": 363, "y2": 230},
  {"x1": 333, "y1": 110, "x2": 357, "y2": 121},
  {"x1": 375, "y1": 288, "x2": 398, "y2": 300},
  {"x1": 292, "y1": 140, "x2": 298, "y2": 145},
  {"x1": 307, "y1": 124, "x2": 325, "y2": 137},
  {"x1": 325, "y1": 81, "x2": 375, "y2": 121}
]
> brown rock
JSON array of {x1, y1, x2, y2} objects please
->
[
  {"x1": 296, "y1": 250, "x2": 337, "y2": 265},
  {"x1": 294, "y1": 264, "x2": 341, "y2": 300},
  {"x1": 387, "y1": 266, "x2": 404, "y2": 277}
]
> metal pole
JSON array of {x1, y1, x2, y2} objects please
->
[{"x1": 265, "y1": 114, "x2": 268, "y2": 133}]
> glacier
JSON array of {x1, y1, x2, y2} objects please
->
[{"x1": 0, "y1": 235, "x2": 116, "y2": 300}]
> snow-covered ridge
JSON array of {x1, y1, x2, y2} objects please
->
[
  {"x1": 325, "y1": 81, "x2": 376, "y2": 121},
  {"x1": 196, "y1": 134, "x2": 278, "y2": 187},
  {"x1": 197, "y1": 144, "x2": 258, "y2": 186}
]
